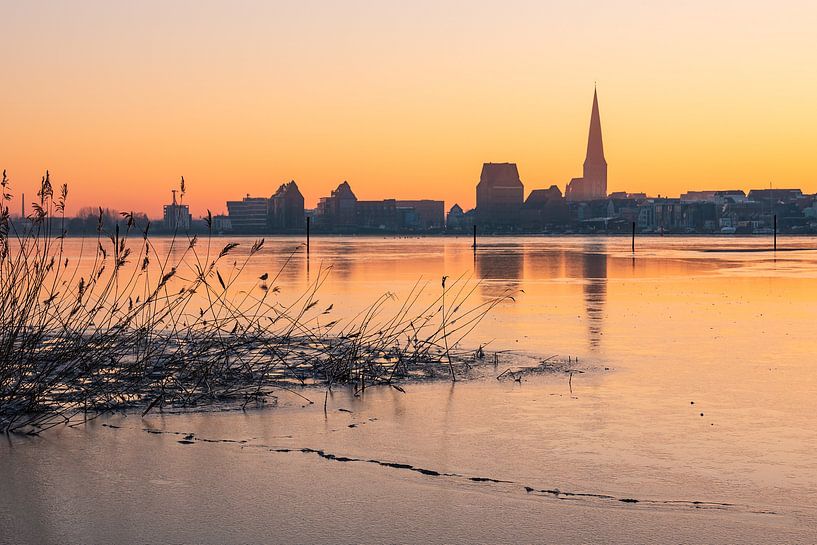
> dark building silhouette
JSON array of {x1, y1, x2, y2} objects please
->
[
  {"x1": 313, "y1": 181, "x2": 444, "y2": 232},
  {"x1": 747, "y1": 189, "x2": 803, "y2": 204},
  {"x1": 446, "y1": 204, "x2": 466, "y2": 230},
  {"x1": 269, "y1": 180, "x2": 305, "y2": 231},
  {"x1": 608, "y1": 191, "x2": 647, "y2": 200},
  {"x1": 356, "y1": 199, "x2": 399, "y2": 231},
  {"x1": 520, "y1": 185, "x2": 569, "y2": 228},
  {"x1": 162, "y1": 189, "x2": 192, "y2": 232},
  {"x1": 397, "y1": 200, "x2": 445, "y2": 230},
  {"x1": 476, "y1": 162, "x2": 524, "y2": 226},
  {"x1": 225, "y1": 181, "x2": 304, "y2": 234},
  {"x1": 470, "y1": 89, "x2": 610, "y2": 228},
  {"x1": 227, "y1": 195, "x2": 269, "y2": 233},
  {"x1": 212, "y1": 214, "x2": 231, "y2": 233},
  {"x1": 526, "y1": 185, "x2": 563, "y2": 204},
  {"x1": 316, "y1": 181, "x2": 358, "y2": 230},
  {"x1": 566, "y1": 88, "x2": 607, "y2": 201},
  {"x1": 681, "y1": 190, "x2": 747, "y2": 204}
]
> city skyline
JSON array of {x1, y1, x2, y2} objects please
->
[
  {"x1": 5, "y1": 4, "x2": 817, "y2": 543},
  {"x1": 2, "y1": 1, "x2": 817, "y2": 217},
  {"x1": 3, "y1": 99, "x2": 812, "y2": 221}
]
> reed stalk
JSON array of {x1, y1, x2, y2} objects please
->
[{"x1": 0, "y1": 172, "x2": 514, "y2": 435}]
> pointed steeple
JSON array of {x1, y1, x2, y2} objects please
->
[
  {"x1": 572, "y1": 86, "x2": 609, "y2": 200},
  {"x1": 584, "y1": 87, "x2": 606, "y2": 165}
]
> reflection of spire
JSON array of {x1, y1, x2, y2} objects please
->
[{"x1": 581, "y1": 243, "x2": 607, "y2": 351}]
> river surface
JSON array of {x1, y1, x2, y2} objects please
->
[{"x1": 2, "y1": 236, "x2": 817, "y2": 544}]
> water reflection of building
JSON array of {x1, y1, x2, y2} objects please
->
[
  {"x1": 523, "y1": 247, "x2": 566, "y2": 280},
  {"x1": 326, "y1": 240, "x2": 359, "y2": 281},
  {"x1": 474, "y1": 244, "x2": 524, "y2": 297},
  {"x1": 581, "y1": 244, "x2": 608, "y2": 351}
]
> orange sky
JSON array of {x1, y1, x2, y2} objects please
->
[{"x1": 2, "y1": 1, "x2": 816, "y2": 217}]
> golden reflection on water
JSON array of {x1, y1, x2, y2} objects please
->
[
  {"x1": 54, "y1": 234, "x2": 817, "y2": 361},
  {"x1": 54, "y1": 234, "x2": 817, "y2": 444},
  {"x1": 5, "y1": 235, "x2": 817, "y2": 542}
]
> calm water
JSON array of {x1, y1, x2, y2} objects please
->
[{"x1": 2, "y1": 236, "x2": 817, "y2": 544}]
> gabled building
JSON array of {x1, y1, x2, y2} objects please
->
[
  {"x1": 446, "y1": 204, "x2": 466, "y2": 231},
  {"x1": 269, "y1": 180, "x2": 305, "y2": 232},
  {"x1": 520, "y1": 185, "x2": 568, "y2": 228},
  {"x1": 316, "y1": 181, "x2": 358, "y2": 231}
]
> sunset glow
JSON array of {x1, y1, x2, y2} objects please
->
[
  {"x1": 5, "y1": 4, "x2": 817, "y2": 542},
  {"x1": 2, "y1": 1, "x2": 816, "y2": 216}
]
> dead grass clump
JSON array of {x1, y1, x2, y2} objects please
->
[{"x1": 0, "y1": 172, "x2": 513, "y2": 434}]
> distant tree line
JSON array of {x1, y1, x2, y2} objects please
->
[
  {"x1": 8, "y1": 207, "x2": 151, "y2": 236},
  {"x1": 66, "y1": 207, "x2": 149, "y2": 234}
]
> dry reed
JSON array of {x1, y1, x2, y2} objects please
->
[{"x1": 0, "y1": 172, "x2": 514, "y2": 435}]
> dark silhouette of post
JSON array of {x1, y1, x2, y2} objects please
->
[
  {"x1": 306, "y1": 216, "x2": 310, "y2": 255},
  {"x1": 631, "y1": 221, "x2": 635, "y2": 253},
  {"x1": 773, "y1": 214, "x2": 777, "y2": 251},
  {"x1": 472, "y1": 224, "x2": 477, "y2": 250}
]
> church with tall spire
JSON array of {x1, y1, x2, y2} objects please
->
[{"x1": 566, "y1": 87, "x2": 608, "y2": 201}]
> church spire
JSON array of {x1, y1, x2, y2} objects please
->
[
  {"x1": 585, "y1": 87, "x2": 605, "y2": 165},
  {"x1": 570, "y1": 86, "x2": 609, "y2": 200}
]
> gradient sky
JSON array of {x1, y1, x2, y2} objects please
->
[{"x1": 2, "y1": 0, "x2": 816, "y2": 217}]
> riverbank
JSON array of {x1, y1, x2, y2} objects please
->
[{"x1": 3, "y1": 374, "x2": 814, "y2": 544}]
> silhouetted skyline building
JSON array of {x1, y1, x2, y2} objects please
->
[
  {"x1": 746, "y1": 189, "x2": 803, "y2": 204},
  {"x1": 162, "y1": 189, "x2": 192, "y2": 232},
  {"x1": 681, "y1": 190, "x2": 747, "y2": 204},
  {"x1": 226, "y1": 181, "x2": 306, "y2": 234},
  {"x1": 520, "y1": 185, "x2": 569, "y2": 228},
  {"x1": 227, "y1": 195, "x2": 269, "y2": 233},
  {"x1": 269, "y1": 180, "x2": 305, "y2": 231},
  {"x1": 212, "y1": 214, "x2": 231, "y2": 233},
  {"x1": 316, "y1": 181, "x2": 358, "y2": 230},
  {"x1": 194, "y1": 87, "x2": 817, "y2": 235},
  {"x1": 475, "y1": 162, "x2": 525, "y2": 226},
  {"x1": 397, "y1": 200, "x2": 445, "y2": 230},
  {"x1": 445, "y1": 204, "x2": 466, "y2": 230},
  {"x1": 314, "y1": 182, "x2": 444, "y2": 232},
  {"x1": 566, "y1": 88, "x2": 607, "y2": 201},
  {"x1": 356, "y1": 199, "x2": 398, "y2": 230}
]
